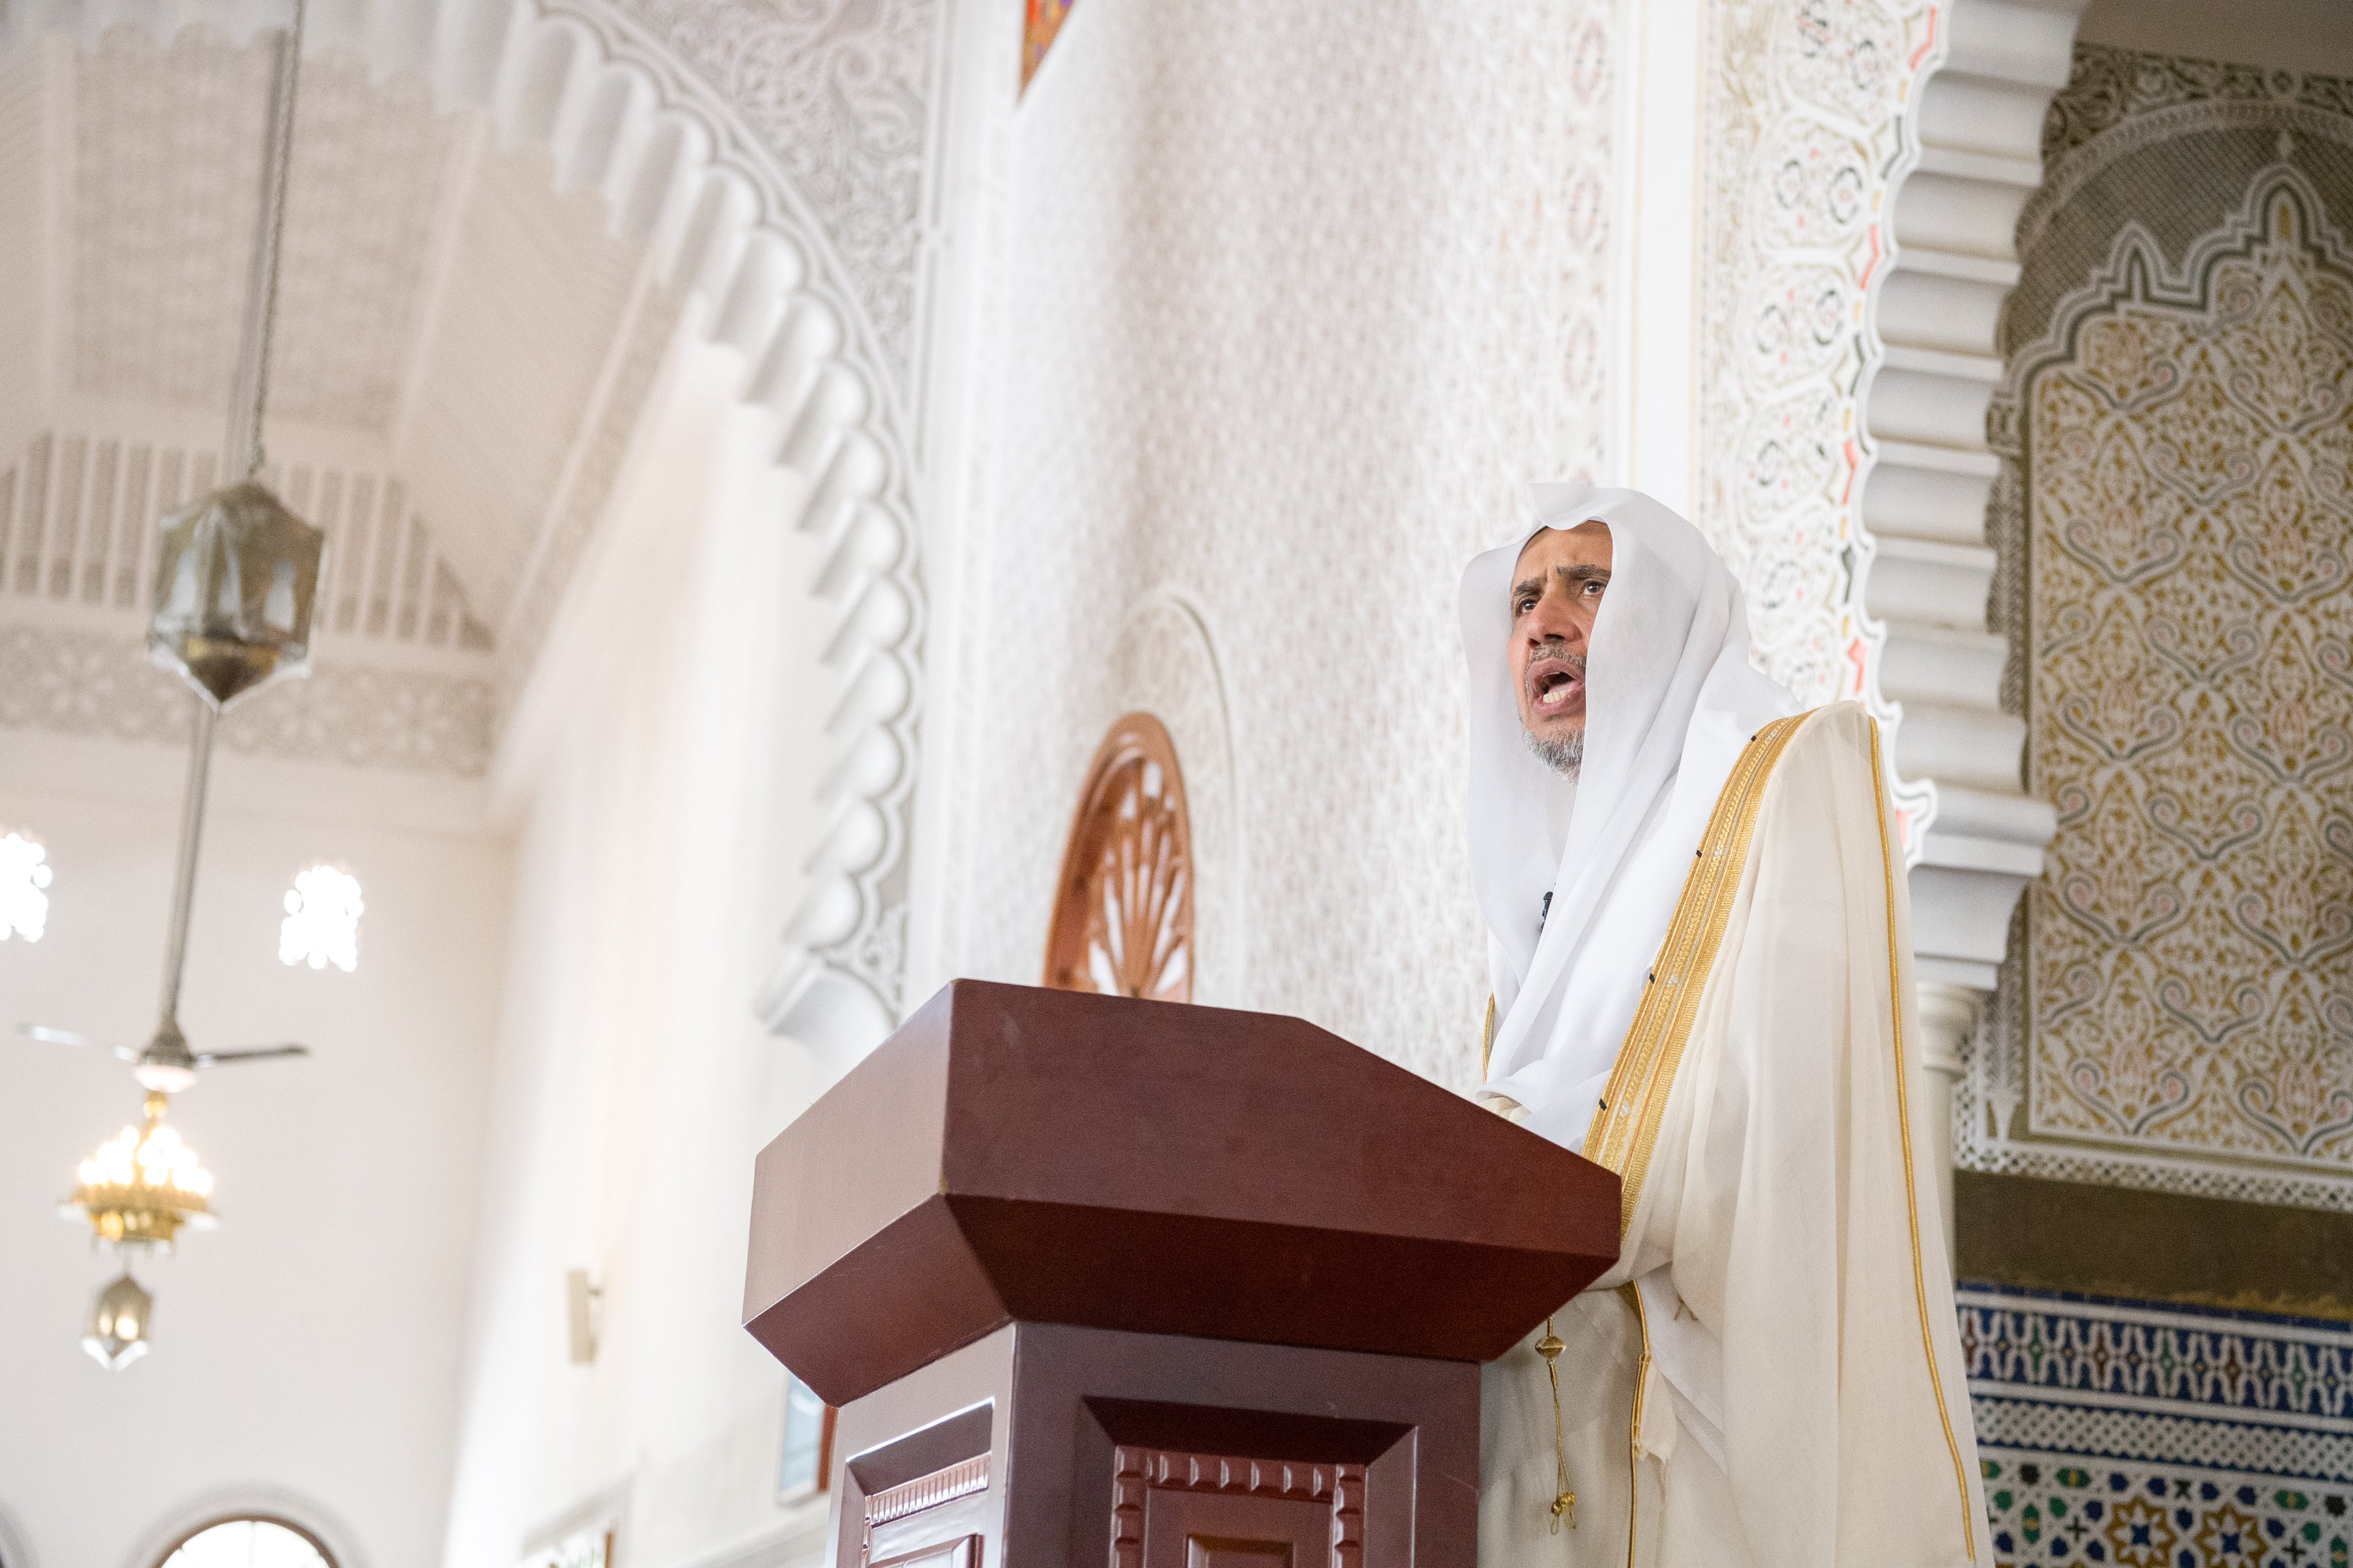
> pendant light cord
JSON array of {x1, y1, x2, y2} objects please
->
[{"x1": 232, "y1": 0, "x2": 307, "y2": 480}]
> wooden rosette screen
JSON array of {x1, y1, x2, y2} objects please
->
[{"x1": 1043, "y1": 713, "x2": 1195, "y2": 1003}]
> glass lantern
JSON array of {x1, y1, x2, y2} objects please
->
[
  {"x1": 148, "y1": 480, "x2": 325, "y2": 708},
  {"x1": 84, "y1": 1272, "x2": 153, "y2": 1370}
]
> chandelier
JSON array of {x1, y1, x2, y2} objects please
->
[
  {"x1": 60, "y1": 1092, "x2": 216, "y2": 1369},
  {"x1": 64, "y1": 1092, "x2": 217, "y2": 1246}
]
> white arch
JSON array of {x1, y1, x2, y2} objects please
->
[
  {"x1": 1858, "y1": 0, "x2": 2078, "y2": 998},
  {"x1": 1851, "y1": 0, "x2": 2084, "y2": 1242},
  {"x1": 0, "y1": 0, "x2": 925, "y2": 1045},
  {"x1": 117, "y1": 1486, "x2": 371, "y2": 1568}
]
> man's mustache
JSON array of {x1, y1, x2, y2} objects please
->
[{"x1": 1526, "y1": 646, "x2": 1587, "y2": 677}]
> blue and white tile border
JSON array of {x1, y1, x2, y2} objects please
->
[{"x1": 1961, "y1": 1282, "x2": 2353, "y2": 1565}]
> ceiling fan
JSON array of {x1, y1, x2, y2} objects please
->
[
  {"x1": 21, "y1": 1026, "x2": 307, "y2": 1096},
  {"x1": 18, "y1": 701, "x2": 316, "y2": 1093}
]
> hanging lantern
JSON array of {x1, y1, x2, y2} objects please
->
[
  {"x1": 148, "y1": 479, "x2": 324, "y2": 709},
  {"x1": 84, "y1": 1271, "x2": 153, "y2": 1370}
]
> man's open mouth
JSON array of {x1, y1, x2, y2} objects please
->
[{"x1": 1531, "y1": 661, "x2": 1584, "y2": 712}]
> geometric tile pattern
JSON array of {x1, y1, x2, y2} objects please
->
[{"x1": 1964, "y1": 1283, "x2": 2353, "y2": 1565}]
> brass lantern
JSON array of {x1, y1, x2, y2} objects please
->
[
  {"x1": 83, "y1": 1272, "x2": 153, "y2": 1370},
  {"x1": 148, "y1": 479, "x2": 324, "y2": 709}
]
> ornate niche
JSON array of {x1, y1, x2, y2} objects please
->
[
  {"x1": 1043, "y1": 713, "x2": 1196, "y2": 1003},
  {"x1": 1970, "y1": 167, "x2": 2353, "y2": 1206}
]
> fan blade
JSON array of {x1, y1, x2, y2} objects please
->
[
  {"x1": 192, "y1": 1045, "x2": 312, "y2": 1067},
  {"x1": 21, "y1": 1024, "x2": 113, "y2": 1051}
]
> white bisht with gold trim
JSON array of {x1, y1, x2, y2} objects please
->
[{"x1": 1461, "y1": 489, "x2": 1992, "y2": 1567}]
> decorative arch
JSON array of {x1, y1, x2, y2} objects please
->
[
  {"x1": 1108, "y1": 588, "x2": 1240, "y2": 1006},
  {"x1": 151, "y1": 1519, "x2": 338, "y2": 1568},
  {"x1": 1043, "y1": 711, "x2": 1196, "y2": 1004},
  {"x1": 1965, "y1": 163, "x2": 2353, "y2": 1208},
  {"x1": 1852, "y1": 0, "x2": 2081, "y2": 1003},
  {"x1": 119, "y1": 1488, "x2": 369, "y2": 1568},
  {"x1": 0, "y1": 0, "x2": 931, "y2": 1047},
  {"x1": 1692, "y1": 0, "x2": 2077, "y2": 1026}
]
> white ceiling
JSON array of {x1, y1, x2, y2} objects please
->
[
  {"x1": 1, "y1": 21, "x2": 675, "y2": 702},
  {"x1": 394, "y1": 135, "x2": 649, "y2": 631},
  {"x1": 71, "y1": 23, "x2": 454, "y2": 428}
]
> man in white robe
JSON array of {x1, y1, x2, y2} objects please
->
[{"x1": 1467, "y1": 485, "x2": 1992, "y2": 1566}]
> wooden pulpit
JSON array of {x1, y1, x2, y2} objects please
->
[{"x1": 743, "y1": 980, "x2": 1618, "y2": 1568}]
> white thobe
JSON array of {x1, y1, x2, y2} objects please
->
[{"x1": 1479, "y1": 703, "x2": 1993, "y2": 1567}]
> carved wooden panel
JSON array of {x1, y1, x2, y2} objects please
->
[
  {"x1": 1044, "y1": 713, "x2": 1196, "y2": 1003},
  {"x1": 1110, "y1": 1446, "x2": 1365, "y2": 1568},
  {"x1": 863, "y1": 1455, "x2": 990, "y2": 1568}
]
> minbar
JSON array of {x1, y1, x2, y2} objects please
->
[{"x1": 743, "y1": 980, "x2": 1618, "y2": 1568}]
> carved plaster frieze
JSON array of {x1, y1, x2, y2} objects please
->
[
  {"x1": 0, "y1": 624, "x2": 497, "y2": 776},
  {"x1": 608, "y1": 0, "x2": 936, "y2": 395},
  {"x1": 2045, "y1": 44, "x2": 2353, "y2": 164}
]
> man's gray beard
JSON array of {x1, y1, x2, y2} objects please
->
[{"x1": 1523, "y1": 724, "x2": 1583, "y2": 778}]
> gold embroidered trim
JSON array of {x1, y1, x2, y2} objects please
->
[
  {"x1": 1581, "y1": 712, "x2": 1812, "y2": 1231},
  {"x1": 1482, "y1": 993, "x2": 1496, "y2": 1082},
  {"x1": 1868, "y1": 721, "x2": 1978, "y2": 1562}
]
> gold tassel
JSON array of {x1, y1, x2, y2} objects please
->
[{"x1": 1536, "y1": 1317, "x2": 1576, "y2": 1531}]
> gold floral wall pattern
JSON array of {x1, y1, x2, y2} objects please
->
[{"x1": 2020, "y1": 169, "x2": 2353, "y2": 1187}]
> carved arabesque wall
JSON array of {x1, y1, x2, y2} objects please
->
[
  {"x1": 943, "y1": 0, "x2": 1622, "y2": 1087},
  {"x1": 1698, "y1": 0, "x2": 1934, "y2": 766},
  {"x1": 1966, "y1": 47, "x2": 2353, "y2": 1207}
]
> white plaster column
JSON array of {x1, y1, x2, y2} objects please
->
[
  {"x1": 1915, "y1": 981, "x2": 1982, "y2": 1269},
  {"x1": 1617, "y1": 0, "x2": 1703, "y2": 509},
  {"x1": 1864, "y1": 0, "x2": 2087, "y2": 1228}
]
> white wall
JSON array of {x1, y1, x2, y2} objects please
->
[
  {"x1": 0, "y1": 736, "x2": 512, "y2": 1568},
  {"x1": 921, "y1": 0, "x2": 1621, "y2": 1086},
  {"x1": 439, "y1": 323, "x2": 842, "y2": 1568}
]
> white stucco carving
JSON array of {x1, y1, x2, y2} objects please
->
[{"x1": 1862, "y1": 0, "x2": 2080, "y2": 999}]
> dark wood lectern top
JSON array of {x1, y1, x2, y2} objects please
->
[{"x1": 745, "y1": 980, "x2": 1618, "y2": 1406}]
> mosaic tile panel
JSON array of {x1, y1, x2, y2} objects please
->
[{"x1": 1964, "y1": 1283, "x2": 2353, "y2": 1567}]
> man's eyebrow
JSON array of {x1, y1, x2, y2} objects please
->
[
  {"x1": 1557, "y1": 563, "x2": 1611, "y2": 582},
  {"x1": 1510, "y1": 574, "x2": 1544, "y2": 605}
]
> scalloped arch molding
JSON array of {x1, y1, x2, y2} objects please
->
[
  {"x1": 0, "y1": 0, "x2": 928, "y2": 1047},
  {"x1": 1863, "y1": 0, "x2": 2080, "y2": 998}
]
